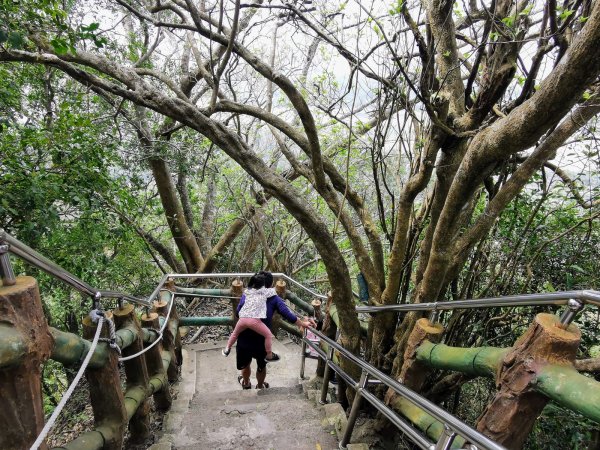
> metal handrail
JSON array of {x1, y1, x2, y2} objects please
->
[
  {"x1": 356, "y1": 290, "x2": 600, "y2": 314},
  {"x1": 0, "y1": 229, "x2": 151, "y2": 307},
  {"x1": 0, "y1": 229, "x2": 329, "y2": 308},
  {"x1": 158, "y1": 272, "x2": 328, "y2": 299},
  {"x1": 303, "y1": 328, "x2": 507, "y2": 450}
]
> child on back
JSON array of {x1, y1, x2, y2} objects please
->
[{"x1": 222, "y1": 273, "x2": 280, "y2": 362}]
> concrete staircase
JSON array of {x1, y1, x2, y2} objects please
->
[{"x1": 151, "y1": 337, "x2": 344, "y2": 450}]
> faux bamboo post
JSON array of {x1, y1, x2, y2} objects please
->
[
  {"x1": 230, "y1": 279, "x2": 243, "y2": 325},
  {"x1": 141, "y1": 312, "x2": 172, "y2": 410},
  {"x1": 398, "y1": 318, "x2": 444, "y2": 391},
  {"x1": 271, "y1": 279, "x2": 287, "y2": 335},
  {"x1": 275, "y1": 279, "x2": 286, "y2": 297},
  {"x1": 154, "y1": 292, "x2": 179, "y2": 382},
  {"x1": 113, "y1": 304, "x2": 150, "y2": 444},
  {"x1": 311, "y1": 299, "x2": 322, "y2": 321},
  {"x1": 164, "y1": 283, "x2": 183, "y2": 367},
  {"x1": 476, "y1": 313, "x2": 581, "y2": 449},
  {"x1": 0, "y1": 276, "x2": 53, "y2": 450},
  {"x1": 317, "y1": 292, "x2": 337, "y2": 377},
  {"x1": 82, "y1": 311, "x2": 127, "y2": 450},
  {"x1": 164, "y1": 278, "x2": 176, "y2": 292}
]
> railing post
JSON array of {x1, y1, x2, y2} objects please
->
[
  {"x1": 300, "y1": 299, "x2": 321, "y2": 380},
  {"x1": 311, "y1": 298, "x2": 323, "y2": 321},
  {"x1": 0, "y1": 242, "x2": 16, "y2": 287},
  {"x1": 339, "y1": 370, "x2": 369, "y2": 449},
  {"x1": 0, "y1": 276, "x2": 52, "y2": 449},
  {"x1": 154, "y1": 290, "x2": 180, "y2": 381},
  {"x1": 320, "y1": 329, "x2": 339, "y2": 405},
  {"x1": 398, "y1": 318, "x2": 444, "y2": 391},
  {"x1": 113, "y1": 303, "x2": 150, "y2": 444},
  {"x1": 317, "y1": 291, "x2": 336, "y2": 377},
  {"x1": 558, "y1": 298, "x2": 583, "y2": 328},
  {"x1": 434, "y1": 425, "x2": 457, "y2": 450},
  {"x1": 476, "y1": 313, "x2": 581, "y2": 448},
  {"x1": 82, "y1": 310, "x2": 127, "y2": 449},
  {"x1": 271, "y1": 279, "x2": 287, "y2": 335},
  {"x1": 141, "y1": 312, "x2": 172, "y2": 409},
  {"x1": 230, "y1": 278, "x2": 243, "y2": 323},
  {"x1": 300, "y1": 327, "x2": 308, "y2": 379}
]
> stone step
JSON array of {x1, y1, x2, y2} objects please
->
[
  {"x1": 193, "y1": 338, "x2": 316, "y2": 394},
  {"x1": 174, "y1": 386, "x2": 339, "y2": 450},
  {"x1": 156, "y1": 338, "x2": 339, "y2": 450}
]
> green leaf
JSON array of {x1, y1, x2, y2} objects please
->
[
  {"x1": 570, "y1": 264, "x2": 586, "y2": 274},
  {"x1": 542, "y1": 281, "x2": 555, "y2": 292},
  {"x1": 559, "y1": 9, "x2": 574, "y2": 21},
  {"x1": 0, "y1": 28, "x2": 8, "y2": 44},
  {"x1": 7, "y1": 32, "x2": 24, "y2": 49},
  {"x1": 442, "y1": 50, "x2": 450, "y2": 57},
  {"x1": 50, "y1": 38, "x2": 69, "y2": 55},
  {"x1": 501, "y1": 16, "x2": 515, "y2": 28}
]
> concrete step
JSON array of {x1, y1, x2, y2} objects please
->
[
  {"x1": 174, "y1": 386, "x2": 339, "y2": 450},
  {"x1": 157, "y1": 337, "x2": 338, "y2": 450},
  {"x1": 193, "y1": 338, "x2": 318, "y2": 393}
]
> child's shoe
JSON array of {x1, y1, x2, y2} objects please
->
[{"x1": 222, "y1": 347, "x2": 231, "y2": 357}]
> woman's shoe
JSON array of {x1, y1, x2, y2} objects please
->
[
  {"x1": 237, "y1": 375, "x2": 251, "y2": 390},
  {"x1": 265, "y1": 352, "x2": 280, "y2": 362}
]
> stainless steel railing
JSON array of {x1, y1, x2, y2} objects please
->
[
  {"x1": 356, "y1": 290, "x2": 600, "y2": 313},
  {"x1": 0, "y1": 229, "x2": 329, "y2": 308},
  {"x1": 301, "y1": 328, "x2": 506, "y2": 450},
  {"x1": 152, "y1": 272, "x2": 328, "y2": 300},
  {"x1": 0, "y1": 229, "x2": 151, "y2": 306}
]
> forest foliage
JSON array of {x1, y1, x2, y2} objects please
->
[{"x1": 1, "y1": 0, "x2": 599, "y2": 447}]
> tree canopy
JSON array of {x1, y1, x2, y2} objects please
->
[{"x1": 1, "y1": 0, "x2": 599, "y2": 446}]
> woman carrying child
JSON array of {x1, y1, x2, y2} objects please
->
[{"x1": 222, "y1": 273, "x2": 280, "y2": 362}]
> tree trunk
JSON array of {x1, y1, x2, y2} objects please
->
[{"x1": 149, "y1": 157, "x2": 204, "y2": 272}]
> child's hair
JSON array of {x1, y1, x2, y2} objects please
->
[
  {"x1": 247, "y1": 273, "x2": 266, "y2": 289},
  {"x1": 258, "y1": 271, "x2": 274, "y2": 288}
]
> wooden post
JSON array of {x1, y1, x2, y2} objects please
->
[
  {"x1": 0, "y1": 276, "x2": 53, "y2": 450},
  {"x1": 271, "y1": 280, "x2": 287, "y2": 335},
  {"x1": 476, "y1": 313, "x2": 581, "y2": 449},
  {"x1": 230, "y1": 279, "x2": 243, "y2": 324},
  {"x1": 164, "y1": 281, "x2": 183, "y2": 367},
  {"x1": 312, "y1": 299, "x2": 323, "y2": 321},
  {"x1": 154, "y1": 291, "x2": 180, "y2": 381},
  {"x1": 113, "y1": 304, "x2": 150, "y2": 444},
  {"x1": 397, "y1": 318, "x2": 444, "y2": 391},
  {"x1": 141, "y1": 312, "x2": 172, "y2": 410},
  {"x1": 275, "y1": 279, "x2": 286, "y2": 297},
  {"x1": 164, "y1": 278, "x2": 175, "y2": 292},
  {"x1": 82, "y1": 311, "x2": 127, "y2": 450}
]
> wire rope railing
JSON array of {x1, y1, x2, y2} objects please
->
[
  {"x1": 29, "y1": 316, "x2": 105, "y2": 450},
  {"x1": 118, "y1": 289, "x2": 175, "y2": 362}
]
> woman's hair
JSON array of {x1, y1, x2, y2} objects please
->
[{"x1": 247, "y1": 273, "x2": 266, "y2": 289}]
